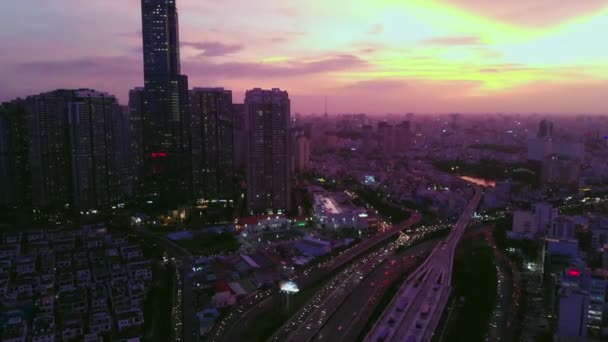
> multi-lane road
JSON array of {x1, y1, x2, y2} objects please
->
[
  {"x1": 365, "y1": 187, "x2": 483, "y2": 342},
  {"x1": 268, "y1": 213, "x2": 452, "y2": 342},
  {"x1": 210, "y1": 212, "x2": 422, "y2": 342}
]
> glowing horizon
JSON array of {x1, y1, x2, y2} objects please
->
[{"x1": 1, "y1": 0, "x2": 608, "y2": 114}]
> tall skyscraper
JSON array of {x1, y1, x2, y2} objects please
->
[
  {"x1": 190, "y1": 88, "x2": 235, "y2": 202},
  {"x1": 0, "y1": 101, "x2": 30, "y2": 208},
  {"x1": 67, "y1": 90, "x2": 123, "y2": 209},
  {"x1": 245, "y1": 88, "x2": 291, "y2": 215},
  {"x1": 140, "y1": 0, "x2": 190, "y2": 205}
]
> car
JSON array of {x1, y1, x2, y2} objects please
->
[
  {"x1": 370, "y1": 282, "x2": 376, "y2": 287},
  {"x1": 337, "y1": 325, "x2": 343, "y2": 331}
]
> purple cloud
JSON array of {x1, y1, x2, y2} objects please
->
[
  {"x1": 185, "y1": 54, "x2": 368, "y2": 78},
  {"x1": 12, "y1": 53, "x2": 367, "y2": 90},
  {"x1": 182, "y1": 41, "x2": 243, "y2": 56}
]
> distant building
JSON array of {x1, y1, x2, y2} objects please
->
[
  {"x1": 534, "y1": 202, "x2": 559, "y2": 236},
  {"x1": 557, "y1": 288, "x2": 588, "y2": 338},
  {"x1": 361, "y1": 124, "x2": 374, "y2": 154},
  {"x1": 538, "y1": 119, "x2": 554, "y2": 138},
  {"x1": 527, "y1": 137, "x2": 553, "y2": 162},
  {"x1": 377, "y1": 121, "x2": 394, "y2": 155},
  {"x1": 190, "y1": 88, "x2": 234, "y2": 202},
  {"x1": 542, "y1": 155, "x2": 581, "y2": 189},
  {"x1": 549, "y1": 216, "x2": 577, "y2": 240},
  {"x1": 394, "y1": 121, "x2": 412, "y2": 154},
  {"x1": 245, "y1": 88, "x2": 291, "y2": 215},
  {"x1": 510, "y1": 210, "x2": 536, "y2": 239},
  {"x1": 294, "y1": 132, "x2": 310, "y2": 173}
]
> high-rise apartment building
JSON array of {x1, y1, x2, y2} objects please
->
[
  {"x1": 67, "y1": 90, "x2": 123, "y2": 209},
  {"x1": 24, "y1": 90, "x2": 74, "y2": 208},
  {"x1": 140, "y1": 0, "x2": 190, "y2": 204},
  {"x1": 0, "y1": 101, "x2": 30, "y2": 207},
  {"x1": 3, "y1": 89, "x2": 126, "y2": 209},
  {"x1": 190, "y1": 88, "x2": 234, "y2": 202},
  {"x1": 245, "y1": 88, "x2": 291, "y2": 214},
  {"x1": 232, "y1": 103, "x2": 247, "y2": 172}
]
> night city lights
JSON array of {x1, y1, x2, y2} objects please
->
[{"x1": 1, "y1": 1, "x2": 608, "y2": 342}]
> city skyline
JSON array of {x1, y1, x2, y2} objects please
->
[{"x1": 2, "y1": 1, "x2": 608, "y2": 114}]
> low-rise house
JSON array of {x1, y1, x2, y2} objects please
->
[
  {"x1": 90, "y1": 283, "x2": 109, "y2": 311},
  {"x1": 61, "y1": 313, "x2": 84, "y2": 341},
  {"x1": 115, "y1": 308, "x2": 144, "y2": 332},
  {"x1": 76, "y1": 268, "x2": 91, "y2": 287},
  {"x1": 89, "y1": 310, "x2": 112, "y2": 335},
  {"x1": 2, "y1": 314, "x2": 27, "y2": 342},
  {"x1": 35, "y1": 295, "x2": 55, "y2": 316},
  {"x1": 86, "y1": 238, "x2": 104, "y2": 250},
  {"x1": 3, "y1": 232, "x2": 22, "y2": 244},
  {"x1": 54, "y1": 236, "x2": 76, "y2": 252},
  {"x1": 127, "y1": 259, "x2": 152, "y2": 284},
  {"x1": 38, "y1": 274, "x2": 55, "y2": 295},
  {"x1": 12, "y1": 274, "x2": 38, "y2": 299},
  {"x1": 55, "y1": 252, "x2": 73, "y2": 269},
  {"x1": 109, "y1": 281, "x2": 132, "y2": 314},
  {"x1": 28, "y1": 240, "x2": 51, "y2": 255},
  {"x1": 56, "y1": 271, "x2": 75, "y2": 292},
  {"x1": 28, "y1": 229, "x2": 45, "y2": 242},
  {"x1": 0, "y1": 243, "x2": 20, "y2": 259},
  {"x1": 13, "y1": 256, "x2": 35, "y2": 275},
  {"x1": 88, "y1": 249, "x2": 105, "y2": 265},
  {"x1": 110, "y1": 263, "x2": 128, "y2": 283},
  {"x1": 0, "y1": 273, "x2": 9, "y2": 295},
  {"x1": 92, "y1": 263, "x2": 111, "y2": 284},
  {"x1": 58, "y1": 287, "x2": 88, "y2": 314},
  {"x1": 128, "y1": 281, "x2": 146, "y2": 307},
  {"x1": 32, "y1": 315, "x2": 55, "y2": 342},
  {"x1": 109, "y1": 234, "x2": 128, "y2": 248},
  {"x1": 38, "y1": 251, "x2": 55, "y2": 274},
  {"x1": 211, "y1": 280, "x2": 237, "y2": 308},
  {"x1": 120, "y1": 245, "x2": 143, "y2": 262},
  {"x1": 84, "y1": 333, "x2": 102, "y2": 342},
  {"x1": 0, "y1": 260, "x2": 11, "y2": 274}
]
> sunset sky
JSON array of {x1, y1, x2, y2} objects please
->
[{"x1": 2, "y1": 0, "x2": 608, "y2": 114}]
